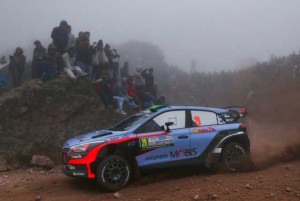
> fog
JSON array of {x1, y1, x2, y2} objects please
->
[{"x1": 1, "y1": 0, "x2": 300, "y2": 71}]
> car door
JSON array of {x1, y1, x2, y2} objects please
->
[
  {"x1": 135, "y1": 110, "x2": 191, "y2": 167},
  {"x1": 189, "y1": 110, "x2": 220, "y2": 157}
]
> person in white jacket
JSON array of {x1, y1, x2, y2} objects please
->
[
  {"x1": 93, "y1": 40, "x2": 108, "y2": 80},
  {"x1": 63, "y1": 47, "x2": 88, "y2": 81}
]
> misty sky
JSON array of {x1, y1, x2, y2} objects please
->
[{"x1": 1, "y1": 0, "x2": 300, "y2": 72}]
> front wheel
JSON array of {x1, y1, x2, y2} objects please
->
[
  {"x1": 221, "y1": 142, "x2": 250, "y2": 172},
  {"x1": 96, "y1": 155, "x2": 131, "y2": 192}
]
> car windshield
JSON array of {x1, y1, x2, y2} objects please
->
[{"x1": 110, "y1": 110, "x2": 153, "y2": 131}]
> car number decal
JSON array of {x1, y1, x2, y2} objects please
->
[
  {"x1": 193, "y1": 115, "x2": 202, "y2": 126},
  {"x1": 139, "y1": 135, "x2": 174, "y2": 149}
]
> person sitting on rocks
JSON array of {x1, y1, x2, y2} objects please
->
[
  {"x1": 63, "y1": 47, "x2": 88, "y2": 82},
  {"x1": 93, "y1": 74, "x2": 130, "y2": 115},
  {"x1": 37, "y1": 44, "x2": 64, "y2": 84},
  {"x1": 113, "y1": 84, "x2": 140, "y2": 115},
  {"x1": 93, "y1": 74, "x2": 114, "y2": 110}
]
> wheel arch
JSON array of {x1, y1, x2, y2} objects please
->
[
  {"x1": 219, "y1": 134, "x2": 250, "y2": 153},
  {"x1": 90, "y1": 143, "x2": 139, "y2": 179}
]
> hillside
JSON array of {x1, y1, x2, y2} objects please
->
[
  {"x1": 0, "y1": 75, "x2": 125, "y2": 167},
  {"x1": 0, "y1": 49, "x2": 299, "y2": 169}
]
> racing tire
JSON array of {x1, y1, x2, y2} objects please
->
[
  {"x1": 96, "y1": 155, "x2": 131, "y2": 192},
  {"x1": 220, "y1": 142, "x2": 250, "y2": 172}
]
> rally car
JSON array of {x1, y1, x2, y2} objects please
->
[{"x1": 62, "y1": 105, "x2": 250, "y2": 192}]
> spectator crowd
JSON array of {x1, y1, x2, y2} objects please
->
[{"x1": 4, "y1": 20, "x2": 166, "y2": 114}]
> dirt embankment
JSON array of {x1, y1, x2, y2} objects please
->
[{"x1": 0, "y1": 76, "x2": 124, "y2": 167}]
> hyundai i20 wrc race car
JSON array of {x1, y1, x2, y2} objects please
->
[{"x1": 62, "y1": 105, "x2": 251, "y2": 192}]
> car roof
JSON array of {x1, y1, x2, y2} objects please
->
[{"x1": 151, "y1": 105, "x2": 228, "y2": 114}]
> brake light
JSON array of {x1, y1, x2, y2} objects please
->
[
  {"x1": 239, "y1": 108, "x2": 247, "y2": 118},
  {"x1": 239, "y1": 123, "x2": 247, "y2": 131}
]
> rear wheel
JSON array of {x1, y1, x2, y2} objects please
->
[
  {"x1": 221, "y1": 142, "x2": 249, "y2": 172},
  {"x1": 96, "y1": 155, "x2": 131, "y2": 192}
]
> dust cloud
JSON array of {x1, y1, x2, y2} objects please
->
[{"x1": 248, "y1": 119, "x2": 300, "y2": 166}]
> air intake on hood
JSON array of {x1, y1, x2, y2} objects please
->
[{"x1": 92, "y1": 132, "x2": 113, "y2": 139}]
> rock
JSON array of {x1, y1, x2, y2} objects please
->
[
  {"x1": 31, "y1": 155, "x2": 55, "y2": 169},
  {"x1": 175, "y1": 186, "x2": 180, "y2": 190},
  {"x1": 245, "y1": 184, "x2": 253, "y2": 190},
  {"x1": 0, "y1": 180, "x2": 7, "y2": 186},
  {"x1": 113, "y1": 192, "x2": 122, "y2": 199},
  {"x1": 209, "y1": 194, "x2": 219, "y2": 200},
  {"x1": 282, "y1": 164, "x2": 291, "y2": 170},
  {"x1": 27, "y1": 169, "x2": 34, "y2": 174},
  {"x1": 285, "y1": 187, "x2": 292, "y2": 192},
  {"x1": 35, "y1": 195, "x2": 41, "y2": 201},
  {"x1": 194, "y1": 194, "x2": 200, "y2": 200},
  {"x1": 0, "y1": 154, "x2": 10, "y2": 172}
]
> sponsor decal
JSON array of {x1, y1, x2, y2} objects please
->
[
  {"x1": 139, "y1": 135, "x2": 174, "y2": 149},
  {"x1": 193, "y1": 127, "x2": 216, "y2": 134},
  {"x1": 128, "y1": 141, "x2": 135, "y2": 146},
  {"x1": 170, "y1": 148, "x2": 197, "y2": 159},
  {"x1": 145, "y1": 154, "x2": 168, "y2": 161}
]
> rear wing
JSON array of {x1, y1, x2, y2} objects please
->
[{"x1": 223, "y1": 106, "x2": 247, "y2": 121}]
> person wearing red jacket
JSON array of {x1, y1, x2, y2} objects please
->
[{"x1": 127, "y1": 75, "x2": 142, "y2": 105}]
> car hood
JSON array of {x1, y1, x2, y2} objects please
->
[{"x1": 63, "y1": 129, "x2": 129, "y2": 149}]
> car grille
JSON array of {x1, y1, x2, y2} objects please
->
[{"x1": 62, "y1": 152, "x2": 68, "y2": 164}]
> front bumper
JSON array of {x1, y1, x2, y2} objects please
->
[
  {"x1": 61, "y1": 144, "x2": 106, "y2": 179},
  {"x1": 63, "y1": 164, "x2": 88, "y2": 178}
]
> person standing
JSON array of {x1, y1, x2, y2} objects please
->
[
  {"x1": 134, "y1": 67, "x2": 145, "y2": 96},
  {"x1": 32, "y1": 40, "x2": 46, "y2": 78},
  {"x1": 143, "y1": 68, "x2": 156, "y2": 97},
  {"x1": 65, "y1": 25, "x2": 75, "y2": 52},
  {"x1": 120, "y1": 62, "x2": 129, "y2": 80},
  {"x1": 111, "y1": 49, "x2": 120, "y2": 80},
  {"x1": 104, "y1": 44, "x2": 113, "y2": 77},
  {"x1": 51, "y1": 20, "x2": 68, "y2": 54},
  {"x1": 93, "y1": 40, "x2": 108, "y2": 80},
  {"x1": 76, "y1": 36, "x2": 94, "y2": 78},
  {"x1": 9, "y1": 47, "x2": 26, "y2": 87}
]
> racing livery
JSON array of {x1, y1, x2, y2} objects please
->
[{"x1": 62, "y1": 105, "x2": 250, "y2": 191}]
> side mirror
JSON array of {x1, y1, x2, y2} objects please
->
[{"x1": 165, "y1": 122, "x2": 174, "y2": 133}]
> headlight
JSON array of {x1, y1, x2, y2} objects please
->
[{"x1": 70, "y1": 141, "x2": 106, "y2": 153}]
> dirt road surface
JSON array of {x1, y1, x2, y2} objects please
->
[{"x1": 1, "y1": 160, "x2": 299, "y2": 201}]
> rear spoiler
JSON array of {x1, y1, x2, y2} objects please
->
[{"x1": 223, "y1": 106, "x2": 247, "y2": 121}]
